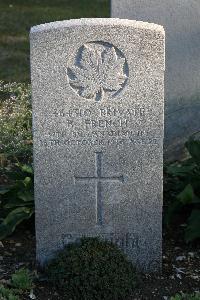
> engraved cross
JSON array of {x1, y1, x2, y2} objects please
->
[{"x1": 74, "y1": 152, "x2": 124, "y2": 225}]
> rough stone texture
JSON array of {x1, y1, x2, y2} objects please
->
[
  {"x1": 30, "y1": 18, "x2": 165, "y2": 272},
  {"x1": 111, "y1": 0, "x2": 200, "y2": 160}
]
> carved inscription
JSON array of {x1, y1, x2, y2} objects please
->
[
  {"x1": 53, "y1": 107, "x2": 145, "y2": 118},
  {"x1": 40, "y1": 137, "x2": 159, "y2": 147},
  {"x1": 62, "y1": 232, "x2": 139, "y2": 250},
  {"x1": 74, "y1": 152, "x2": 124, "y2": 225},
  {"x1": 39, "y1": 105, "x2": 160, "y2": 147}
]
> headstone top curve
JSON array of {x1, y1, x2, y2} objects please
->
[{"x1": 30, "y1": 18, "x2": 165, "y2": 35}]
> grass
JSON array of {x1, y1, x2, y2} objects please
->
[
  {"x1": 0, "y1": 0, "x2": 110, "y2": 83},
  {"x1": 0, "y1": 268, "x2": 33, "y2": 300}
]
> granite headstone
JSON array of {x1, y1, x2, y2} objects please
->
[
  {"x1": 111, "y1": 0, "x2": 200, "y2": 160},
  {"x1": 30, "y1": 18, "x2": 165, "y2": 272}
]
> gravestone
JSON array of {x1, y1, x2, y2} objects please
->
[
  {"x1": 30, "y1": 18, "x2": 165, "y2": 272},
  {"x1": 111, "y1": 0, "x2": 200, "y2": 160}
]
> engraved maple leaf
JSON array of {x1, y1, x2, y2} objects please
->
[{"x1": 68, "y1": 45, "x2": 127, "y2": 101}]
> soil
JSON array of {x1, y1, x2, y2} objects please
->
[{"x1": 0, "y1": 221, "x2": 199, "y2": 300}]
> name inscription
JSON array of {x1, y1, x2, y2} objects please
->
[{"x1": 52, "y1": 106, "x2": 146, "y2": 130}]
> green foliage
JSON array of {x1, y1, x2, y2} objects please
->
[
  {"x1": 0, "y1": 285, "x2": 20, "y2": 300},
  {"x1": 46, "y1": 237, "x2": 137, "y2": 300},
  {"x1": 170, "y1": 292, "x2": 200, "y2": 300},
  {"x1": 11, "y1": 268, "x2": 33, "y2": 291},
  {"x1": 165, "y1": 138, "x2": 200, "y2": 242},
  {"x1": 0, "y1": 268, "x2": 33, "y2": 300},
  {"x1": 185, "y1": 209, "x2": 200, "y2": 242},
  {"x1": 0, "y1": 0, "x2": 109, "y2": 83},
  {"x1": 0, "y1": 81, "x2": 32, "y2": 163},
  {"x1": 0, "y1": 163, "x2": 34, "y2": 240}
]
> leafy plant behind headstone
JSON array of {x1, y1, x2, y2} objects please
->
[
  {"x1": 0, "y1": 163, "x2": 34, "y2": 240},
  {"x1": 0, "y1": 81, "x2": 32, "y2": 165},
  {"x1": 165, "y1": 138, "x2": 200, "y2": 242}
]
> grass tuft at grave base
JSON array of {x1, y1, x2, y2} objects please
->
[
  {"x1": 0, "y1": 0, "x2": 109, "y2": 83},
  {"x1": 45, "y1": 237, "x2": 138, "y2": 300}
]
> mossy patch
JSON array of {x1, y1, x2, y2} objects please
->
[{"x1": 46, "y1": 237, "x2": 138, "y2": 300}]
